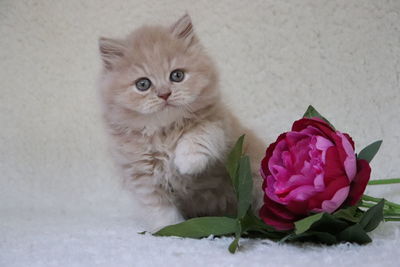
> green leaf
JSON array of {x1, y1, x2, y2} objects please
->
[
  {"x1": 242, "y1": 210, "x2": 277, "y2": 232},
  {"x1": 295, "y1": 213, "x2": 324, "y2": 234},
  {"x1": 226, "y1": 135, "x2": 245, "y2": 191},
  {"x1": 237, "y1": 155, "x2": 253, "y2": 219},
  {"x1": 357, "y1": 140, "x2": 383, "y2": 163},
  {"x1": 295, "y1": 213, "x2": 348, "y2": 235},
  {"x1": 337, "y1": 224, "x2": 372, "y2": 244},
  {"x1": 282, "y1": 231, "x2": 338, "y2": 245},
  {"x1": 228, "y1": 234, "x2": 240, "y2": 253},
  {"x1": 245, "y1": 228, "x2": 286, "y2": 240},
  {"x1": 228, "y1": 221, "x2": 241, "y2": 254},
  {"x1": 359, "y1": 199, "x2": 385, "y2": 232},
  {"x1": 154, "y1": 217, "x2": 237, "y2": 238},
  {"x1": 333, "y1": 206, "x2": 364, "y2": 223},
  {"x1": 241, "y1": 210, "x2": 286, "y2": 240},
  {"x1": 303, "y1": 105, "x2": 335, "y2": 129}
]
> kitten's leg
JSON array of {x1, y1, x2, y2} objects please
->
[
  {"x1": 242, "y1": 130, "x2": 267, "y2": 213},
  {"x1": 138, "y1": 192, "x2": 184, "y2": 231},
  {"x1": 174, "y1": 122, "x2": 226, "y2": 175},
  {"x1": 124, "y1": 170, "x2": 184, "y2": 231},
  {"x1": 146, "y1": 201, "x2": 184, "y2": 231}
]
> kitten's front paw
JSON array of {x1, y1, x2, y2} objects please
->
[
  {"x1": 174, "y1": 142, "x2": 209, "y2": 175},
  {"x1": 149, "y1": 205, "x2": 185, "y2": 232}
]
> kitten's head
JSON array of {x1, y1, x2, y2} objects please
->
[{"x1": 99, "y1": 14, "x2": 219, "y2": 131}]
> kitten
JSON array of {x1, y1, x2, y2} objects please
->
[{"x1": 98, "y1": 14, "x2": 265, "y2": 230}]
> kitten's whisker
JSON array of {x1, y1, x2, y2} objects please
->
[{"x1": 181, "y1": 103, "x2": 198, "y2": 118}]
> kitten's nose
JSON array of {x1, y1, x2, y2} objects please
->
[{"x1": 158, "y1": 92, "x2": 171, "y2": 101}]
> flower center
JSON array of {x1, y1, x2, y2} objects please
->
[{"x1": 267, "y1": 127, "x2": 334, "y2": 204}]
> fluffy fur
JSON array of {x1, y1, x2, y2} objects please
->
[{"x1": 98, "y1": 14, "x2": 265, "y2": 230}]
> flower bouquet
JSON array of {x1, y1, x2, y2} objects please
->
[{"x1": 151, "y1": 106, "x2": 400, "y2": 253}]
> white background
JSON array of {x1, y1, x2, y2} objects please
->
[{"x1": 1, "y1": 1, "x2": 399, "y2": 266}]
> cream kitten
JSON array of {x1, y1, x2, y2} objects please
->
[{"x1": 98, "y1": 14, "x2": 265, "y2": 230}]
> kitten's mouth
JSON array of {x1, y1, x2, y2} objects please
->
[
  {"x1": 164, "y1": 101, "x2": 176, "y2": 108},
  {"x1": 158, "y1": 101, "x2": 175, "y2": 112}
]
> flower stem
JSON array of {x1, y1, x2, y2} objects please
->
[
  {"x1": 361, "y1": 182, "x2": 400, "y2": 222},
  {"x1": 361, "y1": 194, "x2": 400, "y2": 222},
  {"x1": 384, "y1": 218, "x2": 400, "y2": 222},
  {"x1": 383, "y1": 212, "x2": 400, "y2": 217},
  {"x1": 362, "y1": 195, "x2": 400, "y2": 210},
  {"x1": 368, "y1": 178, "x2": 400, "y2": 185},
  {"x1": 362, "y1": 195, "x2": 382, "y2": 203},
  {"x1": 359, "y1": 203, "x2": 375, "y2": 208}
]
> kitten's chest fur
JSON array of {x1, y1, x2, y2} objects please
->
[
  {"x1": 118, "y1": 125, "x2": 184, "y2": 192},
  {"x1": 137, "y1": 127, "x2": 185, "y2": 194},
  {"x1": 112, "y1": 118, "x2": 236, "y2": 218}
]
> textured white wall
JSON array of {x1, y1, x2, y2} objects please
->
[{"x1": 0, "y1": 0, "x2": 399, "y2": 217}]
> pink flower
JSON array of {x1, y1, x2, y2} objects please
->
[{"x1": 259, "y1": 118, "x2": 371, "y2": 230}]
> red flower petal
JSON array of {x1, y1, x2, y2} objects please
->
[
  {"x1": 261, "y1": 133, "x2": 287, "y2": 190},
  {"x1": 324, "y1": 146, "x2": 346, "y2": 183},
  {"x1": 264, "y1": 196, "x2": 298, "y2": 220},
  {"x1": 343, "y1": 133, "x2": 355, "y2": 150},
  {"x1": 331, "y1": 134, "x2": 348, "y2": 167},
  {"x1": 259, "y1": 197, "x2": 297, "y2": 230},
  {"x1": 259, "y1": 207, "x2": 294, "y2": 231},
  {"x1": 307, "y1": 146, "x2": 349, "y2": 211},
  {"x1": 330, "y1": 133, "x2": 357, "y2": 181},
  {"x1": 292, "y1": 118, "x2": 335, "y2": 141},
  {"x1": 308, "y1": 178, "x2": 349, "y2": 211},
  {"x1": 285, "y1": 199, "x2": 310, "y2": 215},
  {"x1": 346, "y1": 159, "x2": 372, "y2": 206}
]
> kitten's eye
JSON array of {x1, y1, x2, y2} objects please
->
[
  {"x1": 170, "y1": 69, "x2": 185, "y2": 83},
  {"x1": 135, "y1": 78, "x2": 151, "y2": 91}
]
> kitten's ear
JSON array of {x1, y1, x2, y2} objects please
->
[
  {"x1": 99, "y1": 37, "x2": 126, "y2": 70},
  {"x1": 171, "y1": 14, "x2": 197, "y2": 46}
]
